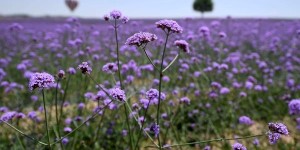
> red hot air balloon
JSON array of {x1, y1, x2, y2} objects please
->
[{"x1": 65, "y1": 0, "x2": 78, "y2": 12}]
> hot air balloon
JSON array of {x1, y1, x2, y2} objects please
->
[{"x1": 65, "y1": 0, "x2": 78, "y2": 12}]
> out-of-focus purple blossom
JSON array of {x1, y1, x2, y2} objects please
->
[
  {"x1": 174, "y1": 40, "x2": 190, "y2": 53},
  {"x1": 77, "y1": 103, "x2": 85, "y2": 110},
  {"x1": 67, "y1": 67, "x2": 76, "y2": 75},
  {"x1": 288, "y1": 99, "x2": 300, "y2": 115},
  {"x1": 62, "y1": 138, "x2": 69, "y2": 145},
  {"x1": 0, "y1": 106, "x2": 9, "y2": 113},
  {"x1": 253, "y1": 138, "x2": 259, "y2": 146},
  {"x1": 239, "y1": 116, "x2": 253, "y2": 125},
  {"x1": 204, "y1": 145, "x2": 211, "y2": 150},
  {"x1": 0, "y1": 111, "x2": 16, "y2": 122},
  {"x1": 16, "y1": 113, "x2": 26, "y2": 119},
  {"x1": 110, "y1": 10, "x2": 122, "y2": 19},
  {"x1": 179, "y1": 97, "x2": 190, "y2": 105},
  {"x1": 57, "y1": 70, "x2": 65, "y2": 79},
  {"x1": 232, "y1": 142, "x2": 247, "y2": 150},
  {"x1": 150, "y1": 123, "x2": 160, "y2": 138},
  {"x1": 220, "y1": 87, "x2": 230, "y2": 95},
  {"x1": 77, "y1": 62, "x2": 92, "y2": 74},
  {"x1": 64, "y1": 127, "x2": 72, "y2": 133},
  {"x1": 268, "y1": 132, "x2": 281, "y2": 144},
  {"x1": 121, "y1": 16, "x2": 129, "y2": 24},
  {"x1": 65, "y1": 118, "x2": 72, "y2": 125},
  {"x1": 122, "y1": 129, "x2": 128, "y2": 136},
  {"x1": 28, "y1": 111, "x2": 38, "y2": 120},
  {"x1": 102, "y1": 62, "x2": 118, "y2": 74}
]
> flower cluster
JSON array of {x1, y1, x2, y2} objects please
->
[
  {"x1": 155, "y1": 19, "x2": 183, "y2": 33},
  {"x1": 102, "y1": 62, "x2": 118, "y2": 74},
  {"x1": 174, "y1": 40, "x2": 190, "y2": 53},
  {"x1": 232, "y1": 142, "x2": 247, "y2": 150},
  {"x1": 126, "y1": 32, "x2": 157, "y2": 47},
  {"x1": 29, "y1": 72, "x2": 55, "y2": 90},
  {"x1": 109, "y1": 87, "x2": 126, "y2": 102},
  {"x1": 77, "y1": 62, "x2": 92, "y2": 74},
  {"x1": 103, "y1": 10, "x2": 129, "y2": 24},
  {"x1": 267, "y1": 122, "x2": 289, "y2": 144},
  {"x1": 239, "y1": 116, "x2": 253, "y2": 125},
  {"x1": 288, "y1": 99, "x2": 300, "y2": 115}
]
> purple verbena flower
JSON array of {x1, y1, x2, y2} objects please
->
[
  {"x1": 174, "y1": 40, "x2": 190, "y2": 53},
  {"x1": 239, "y1": 116, "x2": 253, "y2": 125},
  {"x1": 268, "y1": 122, "x2": 289, "y2": 135},
  {"x1": 155, "y1": 19, "x2": 183, "y2": 33},
  {"x1": 126, "y1": 32, "x2": 157, "y2": 47},
  {"x1": 77, "y1": 62, "x2": 92, "y2": 74},
  {"x1": 102, "y1": 62, "x2": 118, "y2": 74},
  {"x1": 150, "y1": 123, "x2": 160, "y2": 138},
  {"x1": 232, "y1": 142, "x2": 247, "y2": 150},
  {"x1": 110, "y1": 10, "x2": 122, "y2": 19},
  {"x1": 268, "y1": 132, "x2": 280, "y2": 144},
  {"x1": 29, "y1": 72, "x2": 55, "y2": 90},
  {"x1": 288, "y1": 99, "x2": 300, "y2": 115},
  {"x1": 109, "y1": 87, "x2": 126, "y2": 102}
]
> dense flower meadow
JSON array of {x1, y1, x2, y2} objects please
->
[{"x1": 0, "y1": 10, "x2": 300, "y2": 149}]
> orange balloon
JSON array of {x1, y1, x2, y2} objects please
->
[{"x1": 65, "y1": 0, "x2": 78, "y2": 12}]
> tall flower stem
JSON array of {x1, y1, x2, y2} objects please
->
[
  {"x1": 113, "y1": 19, "x2": 133, "y2": 150},
  {"x1": 51, "y1": 100, "x2": 113, "y2": 146},
  {"x1": 157, "y1": 31, "x2": 170, "y2": 149},
  {"x1": 59, "y1": 75, "x2": 71, "y2": 123},
  {"x1": 42, "y1": 90, "x2": 51, "y2": 149},
  {"x1": 114, "y1": 20, "x2": 123, "y2": 89},
  {"x1": 55, "y1": 79, "x2": 64, "y2": 150},
  {"x1": 134, "y1": 100, "x2": 152, "y2": 150},
  {"x1": 1, "y1": 121, "x2": 48, "y2": 146}
]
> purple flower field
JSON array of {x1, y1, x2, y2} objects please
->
[{"x1": 0, "y1": 14, "x2": 300, "y2": 149}]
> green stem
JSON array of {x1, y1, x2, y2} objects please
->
[
  {"x1": 60, "y1": 75, "x2": 71, "y2": 122},
  {"x1": 142, "y1": 46, "x2": 159, "y2": 70},
  {"x1": 114, "y1": 19, "x2": 123, "y2": 89},
  {"x1": 134, "y1": 98, "x2": 152, "y2": 150},
  {"x1": 42, "y1": 90, "x2": 52, "y2": 149},
  {"x1": 55, "y1": 79, "x2": 64, "y2": 150},
  {"x1": 124, "y1": 101, "x2": 159, "y2": 148},
  {"x1": 1, "y1": 121, "x2": 48, "y2": 146},
  {"x1": 162, "y1": 53, "x2": 179, "y2": 73},
  {"x1": 51, "y1": 100, "x2": 113, "y2": 146},
  {"x1": 157, "y1": 32, "x2": 170, "y2": 149}
]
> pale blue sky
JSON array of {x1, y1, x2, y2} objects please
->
[{"x1": 0, "y1": 0, "x2": 299, "y2": 19}]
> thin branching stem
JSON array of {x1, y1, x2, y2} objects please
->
[
  {"x1": 1, "y1": 121, "x2": 48, "y2": 146},
  {"x1": 42, "y1": 90, "x2": 51, "y2": 149},
  {"x1": 156, "y1": 31, "x2": 170, "y2": 149}
]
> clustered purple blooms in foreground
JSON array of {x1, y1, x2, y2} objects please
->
[
  {"x1": 125, "y1": 32, "x2": 158, "y2": 47},
  {"x1": 267, "y1": 122, "x2": 289, "y2": 144},
  {"x1": 29, "y1": 72, "x2": 55, "y2": 90}
]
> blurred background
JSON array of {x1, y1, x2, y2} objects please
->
[{"x1": 0, "y1": 0, "x2": 300, "y2": 19}]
